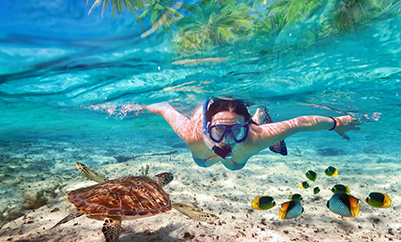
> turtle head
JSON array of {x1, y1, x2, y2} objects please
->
[{"x1": 153, "y1": 172, "x2": 173, "y2": 187}]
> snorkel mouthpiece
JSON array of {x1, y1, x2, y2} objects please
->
[{"x1": 212, "y1": 145, "x2": 233, "y2": 160}]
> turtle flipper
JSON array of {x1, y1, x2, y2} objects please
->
[
  {"x1": 102, "y1": 217, "x2": 122, "y2": 242},
  {"x1": 51, "y1": 211, "x2": 84, "y2": 229},
  {"x1": 76, "y1": 162, "x2": 108, "y2": 183},
  {"x1": 172, "y1": 203, "x2": 219, "y2": 223}
]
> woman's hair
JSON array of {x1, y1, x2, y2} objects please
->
[{"x1": 205, "y1": 98, "x2": 255, "y2": 124}]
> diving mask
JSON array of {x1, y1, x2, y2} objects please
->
[{"x1": 208, "y1": 123, "x2": 249, "y2": 144}]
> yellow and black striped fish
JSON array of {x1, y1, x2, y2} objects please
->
[
  {"x1": 326, "y1": 192, "x2": 361, "y2": 217},
  {"x1": 325, "y1": 166, "x2": 338, "y2": 177},
  {"x1": 251, "y1": 196, "x2": 276, "y2": 210},
  {"x1": 331, "y1": 184, "x2": 350, "y2": 194},
  {"x1": 289, "y1": 193, "x2": 303, "y2": 201},
  {"x1": 279, "y1": 200, "x2": 304, "y2": 220},
  {"x1": 364, "y1": 192, "x2": 391, "y2": 208},
  {"x1": 300, "y1": 181, "x2": 310, "y2": 189},
  {"x1": 305, "y1": 170, "x2": 317, "y2": 181}
]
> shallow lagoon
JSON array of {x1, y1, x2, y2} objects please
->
[{"x1": 1, "y1": 1, "x2": 401, "y2": 241}]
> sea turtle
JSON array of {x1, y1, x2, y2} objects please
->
[{"x1": 52, "y1": 162, "x2": 219, "y2": 242}]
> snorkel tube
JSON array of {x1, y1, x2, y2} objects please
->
[{"x1": 202, "y1": 98, "x2": 234, "y2": 160}]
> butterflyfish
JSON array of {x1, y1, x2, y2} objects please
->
[
  {"x1": 300, "y1": 181, "x2": 310, "y2": 189},
  {"x1": 331, "y1": 184, "x2": 350, "y2": 194},
  {"x1": 313, "y1": 187, "x2": 320, "y2": 194},
  {"x1": 326, "y1": 192, "x2": 361, "y2": 217},
  {"x1": 251, "y1": 196, "x2": 276, "y2": 210},
  {"x1": 305, "y1": 170, "x2": 317, "y2": 181},
  {"x1": 325, "y1": 166, "x2": 338, "y2": 177},
  {"x1": 364, "y1": 192, "x2": 391, "y2": 208},
  {"x1": 289, "y1": 193, "x2": 303, "y2": 201},
  {"x1": 279, "y1": 200, "x2": 304, "y2": 220}
]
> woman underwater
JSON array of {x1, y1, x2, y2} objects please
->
[{"x1": 142, "y1": 98, "x2": 362, "y2": 171}]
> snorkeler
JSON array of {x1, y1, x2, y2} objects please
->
[{"x1": 142, "y1": 98, "x2": 362, "y2": 171}]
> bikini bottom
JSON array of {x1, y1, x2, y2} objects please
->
[{"x1": 192, "y1": 154, "x2": 246, "y2": 171}]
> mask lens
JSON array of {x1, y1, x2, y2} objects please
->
[
  {"x1": 210, "y1": 125, "x2": 227, "y2": 142},
  {"x1": 231, "y1": 125, "x2": 246, "y2": 141}
]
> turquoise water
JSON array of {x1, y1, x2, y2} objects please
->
[
  {"x1": 1, "y1": 5, "x2": 400, "y2": 144},
  {"x1": 1, "y1": 0, "x2": 401, "y2": 238}
]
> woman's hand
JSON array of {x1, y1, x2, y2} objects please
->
[
  {"x1": 136, "y1": 106, "x2": 146, "y2": 116},
  {"x1": 335, "y1": 116, "x2": 363, "y2": 140},
  {"x1": 136, "y1": 102, "x2": 171, "y2": 116}
]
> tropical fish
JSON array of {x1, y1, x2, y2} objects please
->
[
  {"x1": 326, "y1": 192, "x2": 361, "y2": 217},
  {"x1": 279, "y1": 200, "x2": 304, "y2": 220},
  {"x1": 251, "y1": 196, "x2": 276, "y2": 210},
  {"x1": 331, "y1": 184, "x2": 350, "y2": 194},
  {"x1": 289, "y1": 193, "x2": 303, "y2": 201},
  {"x1": 364, "y1": 192, "x2": 391, "y2": 208},
  {"x1": 325, "y1": 166, "x2": 338, "y2": 177},
  {"x1": 313, "y1": 187, "x2": 320, "y2": 194},
  {"x1": 305, "y1": 170, "x2": 317, "y2": 181},
  {"x1": 300, "y1": 181, "x2": 310, "y2": 189}
]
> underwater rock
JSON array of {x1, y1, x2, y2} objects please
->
[
  {"x1": 316, "y1": 148, "x2": 345, "y2": 156},
  {"x1": 1, "y1": 205, "x2": 25, "y2": 226},
  {"x1": 114, "y1": 155, "x2": 132, "y2": 163},
  {"x1": 23, "y1": 192, "x2": 48, "y2": 210},
  {"x1": 363, "y1": 145, "x2": 384, "y2": 154},
  {"x1": 375, "y1": 157, "x2": 387, "y2": 163},
  {"x1": 183, "y1": 232, "x2": 195, "y2": 240}
]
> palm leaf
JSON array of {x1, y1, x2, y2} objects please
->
[
  {"x1": 150, "y1": 10, "x2": 162, "y2": 25},
  {"x1": 269, "y1": 5, "x2": 286, "y2": 18},
  {"x1": 303, "y1": 0, "x2": 325, "y2": 17},
  {"x1": 101, "y1": 0, "x2": 109, "y2": 18},
  {"x1": 232, "y1": 19, "x2": 254, "y2": 31},
  {"x1": 178, "y1": 3, "x2": 198, "y2": 12},
  {"x1": 88, "y1": 0, "x2": 102, "y2": 16},
  {"x1": 284, "y1": 0, "x2": 304, "y2": 22},
  {"x1": 167, "y1": 7, "x2": 183, "y2": 18},
  {"x1": 139, "y1": 9, "x2": 152, "y2": 19},
  {"x1": 216, "y1": 26, "x2": 232, "y2": 41}
]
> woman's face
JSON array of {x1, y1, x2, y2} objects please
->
[
  {"x1": 211, "y1": 111, "x2": 245, "y2": 124},
  {"x1": 210, "y1": 111, "x2": 245, "y2": 146}
]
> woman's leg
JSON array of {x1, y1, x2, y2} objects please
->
[{"x1": 252, "y1": 106, "x2": 287, "y2": 156}]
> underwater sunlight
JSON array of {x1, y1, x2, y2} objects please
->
[{"x1": 1, "y1": 0, "x2": 401, "y2": 241}]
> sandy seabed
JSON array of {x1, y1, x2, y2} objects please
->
[{"x1": 0, "y1": 136, "x2": 400, "y2": 242}]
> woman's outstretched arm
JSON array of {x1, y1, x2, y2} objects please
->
[
  {"x1": 144, "y1": 102, "x2": 202, "y2": 144},
  {"x1": 249, "y1": 115, "x2": 362, "y2": 151}
]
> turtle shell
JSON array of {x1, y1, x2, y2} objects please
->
[{"x1": 67, "y1": 176, "x2": 171, "y2": 220}]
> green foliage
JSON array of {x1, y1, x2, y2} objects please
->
[
  {"x1": 84, "y1": 0, "x2": 401, "y2": 58},
  {"x1": 172, "y1": 0, "x2": 255, "y2": 56},
  {"x1": 86, "y1": 0, "x2": 147, "y2": 18},
  {"x1": 138, "y1": 1, "x2": 184, "y2": 38},
  {"x1": 327, "y1": 0, "x2": 392, "y2": 33}
]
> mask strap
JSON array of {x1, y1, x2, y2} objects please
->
[
  {"x1": 202, "y1": 98, "x2": 211, "y2": 135},
  {"x1": 202, "y1": 98, "x2": 215, "y2": 150}
]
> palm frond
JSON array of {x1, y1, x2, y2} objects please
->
[
  {"x1": 139, "y1": 9, "x2": 152, "y2": 19},
  {"x1": 141, "y1": 8, "x2": 182, "y2": 38},
  {"x1": 88, "y1": 0, "x2": 103, "y2": 16}
]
